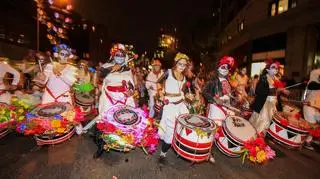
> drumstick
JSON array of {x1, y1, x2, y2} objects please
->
[
  {"x1": 284, "y1": 82, "x2": 306, "y2": 89},
  {"x1": 38, "y1": 59, "x2": 43, "y2": 72},
  {"x1": 221, "y1": 104, "x2": 241, "y2": 114}
]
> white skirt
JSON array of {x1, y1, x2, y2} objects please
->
[
  {"x1": 158, "y1": 99, "x2": 189, "y2": 144},
  {"x1": 249, "y1": 96, "x2": 277, "y2": 134}
]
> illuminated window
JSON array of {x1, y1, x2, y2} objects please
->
[
  {"x1": 251, "y1": 62, "x2": 266, "y2": 77},
  {"x1": 278, "y1": 0, "x2": 288, "y2": 14},
  {"x1": 271, "y1": 3, "x2": 276, "y2": 16}
]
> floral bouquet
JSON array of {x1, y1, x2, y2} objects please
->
[
  {"x1": 240, "y1": 137, "x2": 276, "y2": 164},
  {"x1": 16, "y1": 109, "x2": 78, "y2": 136},
  {"x1": 0, "y1": 97, "x2": 34, "y2": 129}
]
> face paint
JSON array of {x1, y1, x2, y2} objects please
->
[
  {"x1": 176, "y1": 59, "x2": 187, "y2": 72},
  {"x1": 267, "y1": 64, "x2": 279, "y2": 76},
  {"x1": 58, "y1": 50, "x2": 69, "y2": 63},
  {"x1": 218, "y1": 64, "x2": 229, "y2": 77},
  {"x1": 114, "y1": 51, "x2": 125, "y2": 65},
  {"x1": 153, "y1": 65, "x2": 161, "y2": 72}
]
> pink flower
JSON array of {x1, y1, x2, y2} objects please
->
[
  {"x1": 265, "y1": 146, "x2": 276, "y2": 159},
  {"x1": 163, "y1": 99, "x2": 169, "y2": 105}
]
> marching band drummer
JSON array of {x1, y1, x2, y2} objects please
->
[
  {"x1": 145, "y1": 59, "x2": 164, "y2": 118},
  {"x1": 249, "y1": 59, "x2": 288, "y2": 135},
  {"x1": 303, "y1": 68, "x2": 320, "y2": 149},
  {"x1": 157, "y1": 53, "x2": 193, "y2": 162},
  {"x1": 202, "y1": 56, "x2": 235, "y2": 126},
  {"x1": 40, "y1": 44, "x2": 78, "y2": 104},
  {"x1": 0, "y1": 58, "x2": 20, "y2": 104}
]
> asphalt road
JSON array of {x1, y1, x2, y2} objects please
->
[{"x1": 1, "y1": 131, "x2": 320, "y2": 179}]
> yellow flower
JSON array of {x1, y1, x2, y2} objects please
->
[
  {"x1": 256, "y1": 150, "x2": 267, "y2": 163},
  {"x1": 18, "y1": 108, "x2": 24, "y2": 114},
  {"x1": 11, "y1": 98, "x2": 18, "y2": 102},
  {"x1": 56, "y1": 128, "x2": 66, "y2": 133},
  {"x1": 51, "y1": 120, "x2": 61, "y2": 128},
  {"x1": 115, "y1": 129, "x2": 122, "y2": 135},
  {"x1": 18, "y1": 116, "x2": 25, "y2": 121},
  {"x1": 249, "y1": 156, "x2": 256, "y2": 163},
  {"x1": 0, "y1": 110, "x2": 5, "y2": 115}
]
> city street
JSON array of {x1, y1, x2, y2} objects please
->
[{"x1": 1, "y1": 132, "x2": 320, "y2": 179}]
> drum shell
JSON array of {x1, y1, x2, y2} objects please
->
[
  {"x1": 172, "y1": 114, "x2": 215, "y2": 162},
  {"x1": 74, "y1": 93, "x2": 94, "y2": 115},
  {"x1": 35, "y1": 127, "x2": 75, "y2": 145},
  {"x1": 215, "y1": 116, "x2": 256, "y2": 157},
  {"x1": 267, "y1": 113, "x2": 309, "y2": 148}
]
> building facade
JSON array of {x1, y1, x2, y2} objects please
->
[{"x1": 218, "y1": 0, "x2": 320, "y2": 79}]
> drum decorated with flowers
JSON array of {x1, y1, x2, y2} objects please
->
[
  {"x1": 215, "y1": 116, "x2": 256, "y2": 157},
  {"x1": 172, "y1": 114, "x2": 216, "y2": 162},
  {"x1": 16, "y1": 102, "x2": 76, "y2": 145}
]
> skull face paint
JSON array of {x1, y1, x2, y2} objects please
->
[
  {"x1": 176, "y1": 59, "x2": 187, "y2": 73},
  {"x1": 218, "y1": 64, "x2": 229, "y2": 77},
  {"x1": 267, "y1": 63, "x2": 279, "y2": 77},
  {"x1": 114, "y1": 51, "x2": 125, "y2": 65},
  {"x1": 58, "y1": 49, "x2": 69, "y2": 63},
  {"x1": 241, "y1": 68, "x2": 247, "y2": 75}
]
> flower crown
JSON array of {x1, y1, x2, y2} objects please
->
[{"x1": 174, "y1": 52, "x2": 190, "y2": 62}]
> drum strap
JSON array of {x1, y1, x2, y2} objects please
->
[{"x1": 45, "y1": 87, "x2": 70, "y2": 103}]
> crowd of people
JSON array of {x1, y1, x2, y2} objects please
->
[{"x1": 0, "y1": 42, "x2": 319, "y2": 163}]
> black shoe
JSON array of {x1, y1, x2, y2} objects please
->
[
  {"x1": 93, "y1": 145, "x2": 104, "y2": 158},
  {"x1": 158, "y1": 156, "x2": 167, "y2": 165},
  {"x1": 304, "y1": 143, "x2": 315, "y2": 151}
]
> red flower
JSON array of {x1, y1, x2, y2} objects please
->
[
  {"x1": 163, "y1": 99, "x2": 169, "y2": 105},
  {"x1": 186, "y1": 81, "x2": 191, "y2": 88},
  {"x1": 8, "y1": 106, "x2": 16, "y2": 111},
  {"x1": 280, "y1": 119, "x2": 289, "y2": 126},
  {"x1": 294, "y1": 113, "x2": 301, "y2": 119},
  {"x1": 254, "y1": 137, "x2": 267, "y2": 148},
  {"x1": 274, "y1": 80, "x2": 286, "y2": 88},
  {"x1": 97, "y1": 122, "x2": 117, "y2": 133}
]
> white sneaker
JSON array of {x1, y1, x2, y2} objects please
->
[{"x1": 209, "y1": 156, "x2": 215, "y2": 163}]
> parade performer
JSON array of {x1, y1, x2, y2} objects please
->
[
  {"x1": 40, "y1": 44, "x2": 78, "y2": 104},
  {"x1": 79, "y1": 43, "x2": 136, "y2": 134},
  {"x1": 74, "y1": 59, "x2": 94, "y2": 94},
  {"x1": 249, "y1": 59, "x2": 286, "y2": 134},
  {"x1": 0, "y1": 58, "x2": 20, "y2": 104},
  {"x1": 202, "y1": 56, "x2": 235, "y2": 126},
  {"x1": 145, "y1": 59, "x2": 164, "y2": 118},
  {"x1": 303, "y1": 68, "x2": 320, "y2": 149},
  {"x1": 235, "y1": 66, "x2": 249, "y2": 98},
  {"x1": 157, "y1": 52, "x2": 193, "y2": 161}
]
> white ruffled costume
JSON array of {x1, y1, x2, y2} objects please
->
[
  {"x1": 158, "y1": 69, "x2": 189, "y2": 144},
  {"x1": 41, "y1": 62, "x2": 78, "y2": 104},
  {"x1": 98, "y1": 62, "x2": 136, "y2": 117}
]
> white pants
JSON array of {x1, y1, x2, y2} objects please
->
[{"x1": 207, "y1": 103, "x2": 234, "y2": 126}]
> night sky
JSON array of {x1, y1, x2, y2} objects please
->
[{"x1": 72, "y1": 0, "x2": 214, "y2": 53}]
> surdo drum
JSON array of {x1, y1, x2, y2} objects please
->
[
  {"x1": 75, "y1": 92, "x2": 94, "y2": 115},
  {"x1": 32, "y1": 103, "x2": 75, "y2": 145},
  {"x1": 172, "y1": 114, "x2": 216, "y2": 162},
  {"x1": 267, "y1": 112, "x2": 309, "y2": 148},
  {"x1": 215, "y1": 116, "x2": 256, "y2": 157}
]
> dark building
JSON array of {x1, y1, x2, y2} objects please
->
[{"x1": 216, "y1": 0, "x2": 320, "y2": 80}]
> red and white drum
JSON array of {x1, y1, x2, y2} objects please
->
[
  {"x1": 267, "y1": 112, "x2": 309, "y2": 148},
  {"x1": 32, "y1": 103, "x2": 75, "y2": 145},
  {"x1": 75, "y1": 92, "x2": 94, "y2": 115},
  {"x1": 215, "y1": 116, "x2": 256, "y2": 157},
  {"x1": 172, "y1": 114, "x2": 216, "y2": 162}
]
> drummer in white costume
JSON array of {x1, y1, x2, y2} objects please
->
[
  {"x1": 0, "y1": 58, "x2": 21, "y2": 104},
  {"x1": 78, "y1": 43, "x2": 136, "y2": 136},
  {"x1": 145, "y1": 59, "x2": 163, "y2": 118},
  {"x1": 203, "y1": 56, "x2": 235, "y2": 126},
  {"x1": 303, "y1": 68, "x2": 320, "y2": 149},
  {"x1": 40, "y1": 44, "x2": 78, "y2": 104},
  {"x1": 158, "y1": 52, "x2": 193, "y2": 161}
]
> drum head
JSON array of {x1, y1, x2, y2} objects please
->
[
  {"x1": 32, "y1": 103, "x2": 72, "y2": 117},
  {"x1": 224, "y1": 116, "x2": 256, "y2": 142},
  {"x1": 178, "y1": 114, "x2": 216, "y2": 131},
  {"x1": 75, "y1": 93, "x2": 94, "y2": 104},
  {"x1": 113, "y1": 107, "x2": 139, "y2": 125}
]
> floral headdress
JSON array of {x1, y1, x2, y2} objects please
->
[
  {"x1": 174, "y1": 52, "x2": 190, "y2": 62},
  {"x1": 217, "y1": 56, "x2": 235, "y2": 70}
]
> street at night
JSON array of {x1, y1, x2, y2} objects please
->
[
  {"x1": 1, "y1": 0, "x2": 320, "y2": 179},
  {"x1": 1, "y1": 132, "x2": 320, "y2": 179}
]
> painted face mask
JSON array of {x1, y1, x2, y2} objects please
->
[
  {"x1": 58, "y1": 50, "x2": 69, "y2": 63},
  {"x1": 267, "y1": 63, "x2": 279, "y2": 76},
  {"x1": 218, "y1": 64, "x2": 229, "y2": 77},
  {"x1": 114, "y1": 51, "x2": 125, "y2": 65},
  {"x1": 176, "y1": 59, "x2": 187, "y2": 72}
]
